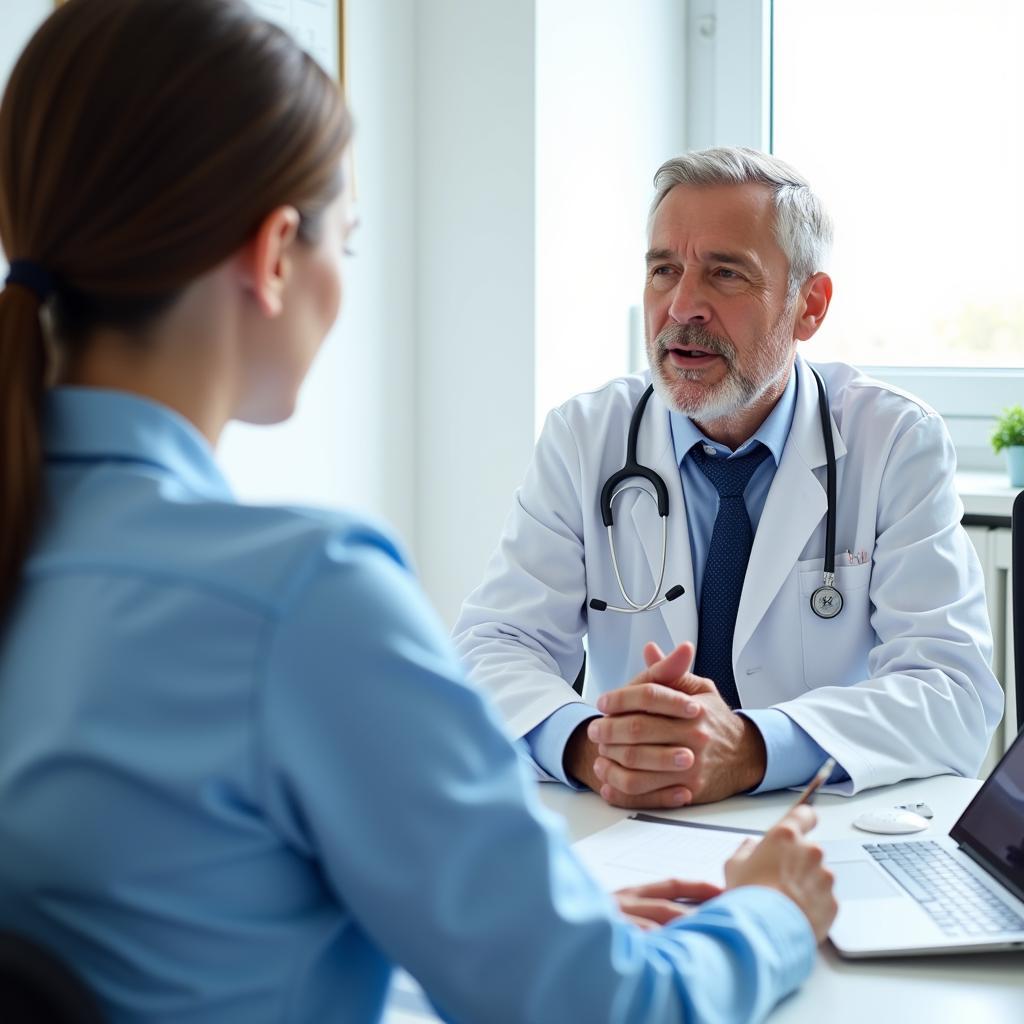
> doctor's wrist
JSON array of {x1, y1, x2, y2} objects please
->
[
  {"x1": 736, "y1": 715, "x2": 768, "y2": 793},
  {"x1": 564, "y1": 719, "x2": 602, "y2": 791}
]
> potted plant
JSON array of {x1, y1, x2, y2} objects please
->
[{"x1": 992, "y1": 405, "x2": 1024, "y2": 487}]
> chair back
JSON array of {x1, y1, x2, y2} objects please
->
[
  {"x1": 1013, "y1": 490, "x2": 1024, "y2": 732},
  {"x1": 0, "y1": 931, "x2": 104, "y2": 1024}
]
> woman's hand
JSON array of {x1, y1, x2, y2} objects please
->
[{"x1": 614, "y1": 877, "x2": 723, "y2": 930}]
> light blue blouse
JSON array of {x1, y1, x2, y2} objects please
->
[{"x1": 0, "y1": 388, "x2": 814, "y2": 1023}]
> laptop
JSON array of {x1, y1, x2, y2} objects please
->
[{"x1": 823, "y1": 726, "x2": 1024, "y2": 957}]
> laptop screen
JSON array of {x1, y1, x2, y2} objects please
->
[{"x1": 951, "y1": 728, "x2": 1024, "y2": 902}]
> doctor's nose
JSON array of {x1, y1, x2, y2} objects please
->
[{"x1": 667, "y1": 274, "x2": 711, "y2": 326}]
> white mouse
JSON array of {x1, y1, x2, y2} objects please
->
[{"x1": 852, "y1": 808, "x2": 929, "y2": 835}]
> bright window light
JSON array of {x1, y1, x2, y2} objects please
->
[{"x1": 772, "y1": 0, "x2": 1024, "y2": 369}]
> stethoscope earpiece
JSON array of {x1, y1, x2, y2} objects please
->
[{"x1": 589, "y1": 582, "x2": 685, "y2": 615}]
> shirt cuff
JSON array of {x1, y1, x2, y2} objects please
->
[
  {"x1": 523, "y1": 702, "x2": 602, "y2": 790},
  {"x1": 667, "y1": 885, "x2": 817, "y2": 1004},
  {"x1": 738, "y1": 708, "x2": 849, "y2": 793}
]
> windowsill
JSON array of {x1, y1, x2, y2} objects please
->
[{"x1": 955, "y1": 470, "x2": 1022, "y2": 519}]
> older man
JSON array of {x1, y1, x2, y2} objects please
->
[{"x1": 453, "y1": 147, "x2": 1002, "y2": 809}]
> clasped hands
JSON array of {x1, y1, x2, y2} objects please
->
[{"x1": 566, "y1": 641, "x2": 767, "y2": 808}]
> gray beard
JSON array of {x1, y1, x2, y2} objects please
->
[{"x1": 647, "y1": 319, "x2": 792, "y2": 423}]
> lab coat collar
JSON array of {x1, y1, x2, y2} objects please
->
[
  {"x1": 786, "y1": 353, "x2": 847, "y2": 469},
  {"x1": 44, "y1": 387, "x2": 234, "y2": 502}
]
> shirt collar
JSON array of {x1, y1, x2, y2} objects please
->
[
  {"x1": 44, "y1": 387, "x2": 234, "y2": 501},
  {"x1": 669, "y1": 365, "x2": 798, "y2": 466}
]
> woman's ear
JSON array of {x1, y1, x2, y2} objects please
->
[{"x1": 235, "y1": 206, "x2": 301, "y2": 317}]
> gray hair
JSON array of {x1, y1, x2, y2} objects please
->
[{"x1": 650, "y1": 147, "x2": 833, "y2": 298}]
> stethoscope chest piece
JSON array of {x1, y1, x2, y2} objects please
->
[{"x1": 810, "y1": 582, "x2": 843, "y2": 619}]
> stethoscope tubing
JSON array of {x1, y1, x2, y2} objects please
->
[
  {"x1": 591, "y1": 366, "x2": 842, "y2": 618},
  {"x1": 812, "y1": 366, "x2": 837, "y2": 584}
]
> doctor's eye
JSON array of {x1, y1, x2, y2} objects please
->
[
  {"x1": 648, "y1": 266, "x2": 678, "y2": 287},
  {"x1": 712, "y1": 267, "x2": 742, "y2": 281}
]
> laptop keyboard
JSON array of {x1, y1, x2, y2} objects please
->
[{"x1": 864, "y1": 840, "x2": 1024, "y2": 937}]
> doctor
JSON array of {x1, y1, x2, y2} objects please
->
[{"x1": 453, "y1": 147, "x2": 1002, "y2": 809}]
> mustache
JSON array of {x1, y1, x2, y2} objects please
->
[{"x1": 655, "y1": 323, "x2": 736, "y2": 362}]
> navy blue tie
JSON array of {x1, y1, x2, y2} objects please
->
[{"x1": 691, "y1": 442, "x2": 770, "y2": 709}]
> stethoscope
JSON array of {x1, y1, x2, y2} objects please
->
[{"x1": 588, "y1": 366, "x2": 843, "y2": 620}]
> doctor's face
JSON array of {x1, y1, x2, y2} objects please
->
[{"x1": 643, "y1": 182, "x2": 798, "y2": 430}]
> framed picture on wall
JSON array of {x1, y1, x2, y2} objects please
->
[{"x1": 247, "y1": 1, "x2": 345, "y2": 86}]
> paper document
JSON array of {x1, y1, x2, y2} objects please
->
[
  {"x1": 572, "y1": 814, "x2": 761, "y2": 891},
  {"x1": 383, "y1": 970, "x2": 442, "y2": 1023}
]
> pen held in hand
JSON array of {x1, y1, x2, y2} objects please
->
[{"x1": 778, "y1": 756, "x2": 836, "y2": 823}]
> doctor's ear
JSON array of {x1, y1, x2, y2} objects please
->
[
  {"x1": 234, "y1": 205, "x2": 301, "y2": 318},
  {"x1": 793, "y1": 272, "x2": 833, "y2": 341}
]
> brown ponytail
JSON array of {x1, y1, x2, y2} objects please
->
[
  {"x1": 0, "y1": 282, "x2": 47, "y2": 619},
  {"x1": 0, "y1": 0, "x2": 352, "y2": 617}
]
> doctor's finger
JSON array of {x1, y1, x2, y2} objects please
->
[
  {"x1": 658, "y1": 671, "x2": 717, "y2": 697},
  {"x1": 588, "y1": 713, "x2": 695, "y2": 746},
  {"x1": 598, "y1": 781, "x2": 693, "y2": 810},
  {"x1": 594, "y1": 757, "x2": 691, "y2": 796},
  {"x1": 598, "y1": 742, "x2": 695, "y2": 772},
  {"x1": 642, "y1": 642, "x2": 665, "y2": 668},
  {"x1": 597, "y1": 683, "x2": 700, "y2": 719},
  {"x1": 643, "y1": 642, "x2": 695, "y2": 684}
]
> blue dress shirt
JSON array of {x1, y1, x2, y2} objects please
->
[
  {"x1": 0, "y1": 388, "x2": 815, "y2": 1023},
  {"x1": 527, "y1": 371, "x2": 847, "y2": 792}
]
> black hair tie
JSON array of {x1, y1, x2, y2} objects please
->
[{"x1": 5, "y1": 260, "x2": 55, "y2": 303}]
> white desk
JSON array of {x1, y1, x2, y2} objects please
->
[
  {"x1": 385, "y1": 774, "x2": 1023, "y2": 1022},
  {"x1": 540, "y1": 774, "x2": 1024, "y2": 1023}
]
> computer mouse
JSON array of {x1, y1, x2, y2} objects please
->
[{"x1": 852, "y1": 808, "x2": 930, "y2": 835}]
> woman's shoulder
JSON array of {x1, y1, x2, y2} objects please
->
[
  {"x1": 33, "y1": 485, "x2": 415, "y2": 621},
  {"x1": 187, "y1": 501, "x2": 415, "y2": 616}
]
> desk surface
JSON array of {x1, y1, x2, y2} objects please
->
[{"x1": 539, "y1": 774, "x2": 1024, "y2": 1023}]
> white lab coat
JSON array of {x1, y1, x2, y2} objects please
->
[{"x1": 452, "y1": 357, "x2": 1003, "y2": 794}]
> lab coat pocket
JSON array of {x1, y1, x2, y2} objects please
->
[{"x1": 796, "y1": 559, "x2": 874, "y2": 689}]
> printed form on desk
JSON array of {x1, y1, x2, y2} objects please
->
[{"x1": 572, "y1": 814, "x2": 762, "y2": 891}]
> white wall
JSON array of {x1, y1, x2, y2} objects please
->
[
  {"x1": 0, "y1": 0, "x2": 49, "y2": 93},
  {"x1": 535, "y1": 0, "x2": 689, "y2": 425},
  {"x1": 0, "y1": 0, "x2": 53, "y2": 276},
  {"x1": 414, "y1": 0, "x2": 538, "y2": 624}
]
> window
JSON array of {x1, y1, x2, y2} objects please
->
[{"x1": 773, "y1": 0, "x2": 1024, "y2": 372}]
